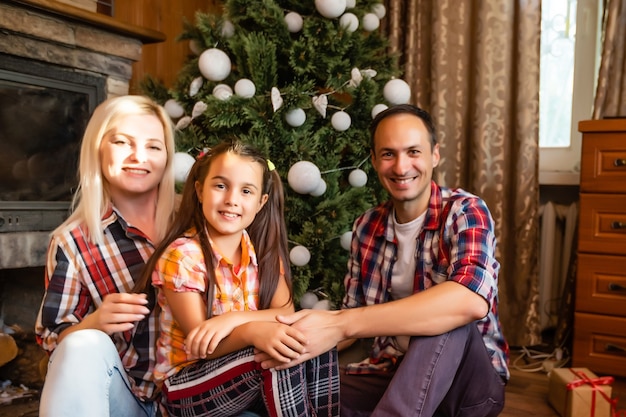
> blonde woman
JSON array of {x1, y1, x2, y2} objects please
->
[{"x1": 35, "y1": 95, "x2": 176, "y2": 417}]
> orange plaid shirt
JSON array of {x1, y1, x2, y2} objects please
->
[{"x1": 152, "y1": 229, "x2": 260, "y2": 384}]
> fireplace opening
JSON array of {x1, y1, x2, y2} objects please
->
[{"x1": 0, "y1": 54, "x2": 106, "y2": 233}]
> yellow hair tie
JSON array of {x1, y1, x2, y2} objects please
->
[{"x1": 267, "y1": 159, "x2": 276, "y2": 171}]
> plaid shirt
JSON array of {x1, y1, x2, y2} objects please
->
[
  {"x1": 151, "y1": 229, "x2": 260, "y2": 384},
  {"x1": 343, "y1": 181, "x2": 510, "y2": 380},
  {"x1": 35, "y1": 207, "x2": 160, "y2": 400}
]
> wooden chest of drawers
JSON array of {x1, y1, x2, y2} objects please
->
[{"x1": 573, "y1": 119, "x2": 626, "y2": 377}]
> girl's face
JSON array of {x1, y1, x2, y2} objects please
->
[
  {"x1": 99, "y1": 114, "x2": 167, "y2": 201},
  {"x1": 195, "y1": 152, "x2": 268, "y2": 242}
]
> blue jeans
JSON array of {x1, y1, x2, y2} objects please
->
[
  {"x1": 39, "y1": 329, "x2": 156, "y2": 417},
  {"x1": 340, "y1": 324, "x2": 506, "y2": 417}
]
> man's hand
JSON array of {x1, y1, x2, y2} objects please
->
[{"x1": 254, "y1": 309, "x2": 344, "y2": 370}]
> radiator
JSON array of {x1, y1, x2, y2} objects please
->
[{"x1": 538, "y1": 201, "x2": 579, "y2": 330}]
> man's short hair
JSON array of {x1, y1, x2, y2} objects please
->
[{"x1": 369, "y1": 104, "x2": 437, "y2": 150}]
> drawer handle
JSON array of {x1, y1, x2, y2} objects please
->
[
  {"x1": 608, "y1": 283, "x2": 626, "y2": 292},
  {"x1": 615, "y1": 159, "x2": 626, "y2": 167},
  {"x1": 611, "y1": 221, "x2": 626, "y2": 229},
  {"x1": 605, "y1": 343, "x2": 626, "y2": 354}
]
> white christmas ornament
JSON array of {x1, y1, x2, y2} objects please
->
[
  {"x1": 290, "y1": 245, "x2": 311, "y2": 267},
  {"x1": 383, "y1": 78, "x2": 412, "y2": 105},
  {"x1": 315, "y1": 0, "x2": 346, "y2": 18},
  {"x1": 164, "y1": 99, "x2": 184, "y2": 119},
  {"x1": 349, "y1": 169, "x2": 368, "y2": 187},
  {"x1": 212, "y1": 84, "x2": 233, "y2": 100},
  {"x1": 221, "y1": 20, "x2": 235, "y2": 38},
  {"x1": 340, "y1": 231, "x2": 353, "y2": 250},
  {"x1": 285, "y1": 12, "x2": 304, "y2": 33},
  {"x1": 372, "y1": 3, "x2": 387, "y2": 19},
  {"x1": 189, "y1": 76, "x2": 204, "y2": 97},
  {"x1": 285, "y1": 108, "x2": 306, "y2": 127},
  {"x1": 175, "y1": 116, "x2": 192, "y2": 130},
  {"x1": 191, "y1": 101, "x2": 208, "y2": 119},
  {"x1": 173, "y1": 152, "x2": 195, "y2": 183},
  {"x1": 271, "y1": 87, "x2": 284, "y2": 112},
  {"x1": 362, "y1": 13, "x2": 380, "y2": 31},
  {"x1": 198, "y1": 48, "x2": 232, "y2": 81},
  {"x1": 313, "y1": 299, "x2": 332, "y2": 310},
  {"x1": 300, "y1": 291, "x2": 319, "y2": 309},
  {"x1": 310, "y1": 179, "x2": 327, "y2": 197},
  {"x1": 339, "y1": 13, "x2": 359, "y2": 32},
  {"x1": 189, "y1": 39, "x2": 202, "y2": 55},
  {"x1": 331, "y1": 111, "x2": 351, "y2": 131},
  {"x1": 312, "y1": 95, "x2": 328, "y2": 118},
  {"x1": 345, "y1": 0, "x2": 356, "y2": 8},
  {"x1": 234, "y1": 78, "x2": 256, "y2": 98},
  {"x1": 371, "y1": 103, "x2": 388, "y2": 119},
  {"x1": 288, "y1": 161, "x2": 322, "y2": 194}
]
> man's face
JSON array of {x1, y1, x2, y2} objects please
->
[{"x1": 371, "y1": 113, "x2": 440, "y2": 222}]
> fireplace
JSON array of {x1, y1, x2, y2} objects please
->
[{"x1": 0, "y1": 0, "x2": 164, "y2": 394}]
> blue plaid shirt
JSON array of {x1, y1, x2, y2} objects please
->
[{"x1": 342, "y1": 181, "x2": 510, "y2": 380}]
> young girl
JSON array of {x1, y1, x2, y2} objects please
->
[{"x1": 136, "y1": 140, "x2": 340, "y2": 417}]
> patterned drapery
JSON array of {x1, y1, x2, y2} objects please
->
[
  {"x1": 593, "y1": 0, "x2": 626, "y2": 119},
  {"x1": 383, "y1": 0, "x2": 542, "y2": 347}
]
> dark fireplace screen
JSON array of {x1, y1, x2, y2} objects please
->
[{"x1": 0, "y1": 55, "x2": 105, "y2": 232}]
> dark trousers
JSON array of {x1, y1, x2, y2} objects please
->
[{"x1": 340, "y1": 324, "x2": 506, "y2": 417}]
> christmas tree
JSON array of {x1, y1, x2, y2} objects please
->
[{"x1": 142, "y1": 0, "x2": 411, "y2": 308}]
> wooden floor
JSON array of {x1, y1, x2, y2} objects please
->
[{"x1": 2, "y1": 350, "x2": 625, "y2": 416}]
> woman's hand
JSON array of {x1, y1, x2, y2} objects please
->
[{"x1": 86, "y1": 293, "x2": 150, "y2": 335}]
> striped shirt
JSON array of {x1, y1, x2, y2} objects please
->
[
  {"x1": 151, "y1": 229, "x2": 260, "y2": 384},
  {"x1": 35, "y1": 207, "x2": 160, "y2": 400},
  {"x1": 343, "y1": 181, "x2": 510, "y2": 380}
]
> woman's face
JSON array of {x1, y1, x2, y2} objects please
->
[{"x1": 99, "y1": 114, "x2": 167, "y2": 201}]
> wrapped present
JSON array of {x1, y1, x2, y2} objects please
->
[{"x1": 548, "y1": 367, "x2": 615, "y2": 417}]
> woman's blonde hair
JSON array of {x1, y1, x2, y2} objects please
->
[{"x1": 54, "y1": 95, "x2": 176, "y2": 244}]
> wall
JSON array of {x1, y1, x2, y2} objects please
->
[{"x1": 113, "y1": 0, "x2": 222, "y2": 92}]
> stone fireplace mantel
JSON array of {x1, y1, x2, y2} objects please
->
[{"x1": 0, "y1": 0, "x2": 165, "y2": 269}]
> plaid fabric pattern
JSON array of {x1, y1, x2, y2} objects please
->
[
  {"x1": 152, "y1": 230, "x2": 260, "y2": 384},
  {"x1": 35, "y1": 207, "x2": 160, "y2": 400},
  {"x1": 343, "y1": 181, "x2": 510, "y2": 381},
  {"x1": 163, "y1": 347, "x2": 340, "y2": 417}
]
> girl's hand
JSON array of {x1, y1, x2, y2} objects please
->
[
  {"x1": 184, "y1": 312, "x2": 244, "y2": 358},
  {"x1": 247, "y1": 321, "x2": 307, "y2": 363}
]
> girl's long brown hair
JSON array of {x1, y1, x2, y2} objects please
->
[{"x1": 134, "y1": 140, "x2": 292, "y2": 311}]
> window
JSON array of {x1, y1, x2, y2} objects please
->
[{"x1": 539, "y1": 0, "x2": 603, "y2": 185}]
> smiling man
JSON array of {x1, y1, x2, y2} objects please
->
[{"x1": 259, "y1": 104, "x2": 510, "y2": 416}]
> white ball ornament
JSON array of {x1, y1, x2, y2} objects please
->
[
  {"x1": 340, "y1": 231, "x2": 353, "y2": 250},
  {"x1": 331, "y1": 111, "x2": 351, "y2": 131},
  {"x1": 345, "y1": 0, "x2": 356, "y2": 8},
  {"x1": 290, "y1": 245, "x2": 311, "y2": 267},
  {"x1": 310, "y1": 179, "x2": 327, "y2": 197},
  {"x1": 173, "y1": 152, "x2": 196, "y2": 183},
  {"x1": 315, "y1": 0, "x2": 346, "y2": 18},
  {"x1": 285, "y1": 108, "x2": 306, "y2": 127},
  {"x1": 288, "y1": 161, "x2": 322, "y2": 194},
  {"x1": 348, "y1": 169, "x2": 368, "y2": 187},
  {"x1": 372, "y1": 3, "x2": 387, "y2": 19},
  {"x1": 234, "y1": 78, "x2": 256, "y2": 98},
  {"x1": 164, "y1": 99, "x2": 185, "y2": 119},
  {"x1": 285, "y1": 12, "x2": 304, "y2": 33},
  {"x1": 198, "y1": 48, "x2": 232, "y2": 81},
  {"x1": 383, "y1": 78, "x2": 412, "y2": 105},
  {"x1": 212, "y1": 84, "x2": 233, "y2": 100},
  {"x1": 313, "y1": 299, "x2": 332, "y2": 310},
  {"x1": 339, "y1": 13, "x2": 359, "y2": 32},
  {"x1": 371, "y1": 103, "x2": 388, "y2": 119},
  {"x1": 362, "y1": 13, "x2": 380, "y2": 31},
  {"x1": 300, "y1": 291, "x2": 319, "y2": 309}
]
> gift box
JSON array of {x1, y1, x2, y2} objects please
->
[{"x1": 548, "y1": 367, "x2": 614, "y2": 417}]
